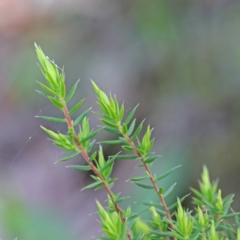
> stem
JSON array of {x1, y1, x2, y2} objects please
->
[
  {"x1": 62, "y1": 101, "x2": 132, "y2": 240},
  {"x1": 121, "y1": 130, "x2": 176, "y2": 239}
]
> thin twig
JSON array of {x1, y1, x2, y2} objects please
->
[
  {"x1": 62, "y1": 100, "x2": 132, "y2": 240},
  {"x1": 122, "y1": 132, "x2": 176, "y2": 240}
]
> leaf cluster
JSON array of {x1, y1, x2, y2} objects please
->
[{"x1": 34, "y1": 45, "x2": 240, "y2": 240}]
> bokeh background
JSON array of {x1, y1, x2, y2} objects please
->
[{"x1": 1, "y1": 0, "x2": 240, "y2": 239}]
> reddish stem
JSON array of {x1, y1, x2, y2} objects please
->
[
  {"x1": 123, "y1": 133, "x2": 176, "y2": 239},
  {"x1": 62, "y1": 101, "x2": 132, "y2": 240}
]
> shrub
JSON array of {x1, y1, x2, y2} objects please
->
[{"x1": 35, "y1": 44, "x2": 240, "y2": 240}]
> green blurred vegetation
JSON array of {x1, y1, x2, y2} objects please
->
[{"x1": 1, "y1": 196, "x2": 74, "y2": 239}]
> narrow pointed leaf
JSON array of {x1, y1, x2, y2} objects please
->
[
  {"x1": 37, "y1": 81, "x2": 57, "y2": 95},
  {"x1": 119, "y1": 103, "x2": 124, "y2": 121},
  {"x1": 49, "y1": 97, "x2": 64, "y2": 108},
  {"x1": 144, "y1": 155, "x2": 160, "y2": 164},
  {"x1": 101, "y1": 139, "x2": 127, "y2": 145},
  {"x1": 80, "y1": 129, "x2": 101, "y2": 143},
  {"x1": 69, "y1": 99, "x2": 85, "y2": 115},
  {"x1": 88, "y1": 151, "x2": 97, "y2": 163},
  {"x1": 122, "y1": 124, "x2": 128, "y2": 134},
  {"x1": 158, "y1": 187, "x2": 164, "y2": 194},
  {"x1": 116, "y1": 155, "x2": 139, "y2": 160},
  {"x1": 59, "y1": 79, "x2": 66, "y2": 99},
  {"x1": 99, "y1": 154, "x2": 119, "y2": 173},
  {"x1": 65, "y1": 79, "x2": 80, "y2": 102},
  {"x1": 122, "y1": 145, "x2": 135, "y2": 151},
  {"x1": 107, "y1": 178, "x2": 117, "y2": 187},
  {"x1": 40, "y1": 126, "x2": 60, "y2": 140},
  {"x1": 67, "y1": 165, "x2": 91, "y2": 171},
  {"x1": 149, "y1": 231, "x2": 173, "y2": 237},
  {"x1": 101, "y1": 119, "x2": 118, "y2": 128},
  {"x1": 103, "y1": 126, "x2": 120, "y2": 134},
  {"x1": 124, "y1": 104, "x2": 139, "y2": 125},
  {"x1": 87, "y1": 139, "x2": 96, "y2": 153},
  {"x1": 127, "y1": 209, "x2": 149, "y2": 222},
  {"x1": 36, "y1": 90, "x2": 49, "y2": 99},
  {"x1": 127, "y1": 214, "x2": 140, "y2": 222},
  {"x1": 57, "y1": 152, "x2": 80, "y2": 162},
  {"x1": 131, "y1": 119, "x2": 145, "y2": 140},
  {"x1": 36, "y1": 116, "x2": 66, "y2": 123},
  {"x1": 135, "y1": 182, "x2": 154, "y2": 190},
  {"x1": 168, "y1": 193, "x2": 191, "y2": 210},
  {"x1": 127, "y1": 119, "x2": 136, "y2": 136},
  {"x1": 129, "y1": 175, "x2": 149, "y2": 182},
  {"x1": 73, "y1": 108, "x2": 92, "y2": 126},
  {"x1": 163, "y1": 183, "x2": 177, "y2": 198},
  {"x1": 114, "y1": 196, "x2": 129, "y2": 204},
  {"x1": 156, "y1": 165, "x2": 181, "y2": 181},
  {"x1": 81, "y1": 180, "x2": 102, "y2": 190},
  {"x1": 222, "y1": 212, "x2": 240, "y2": 219},
  {"x1": 142, "y1": 202, "x2": 161, "y2": 208}
]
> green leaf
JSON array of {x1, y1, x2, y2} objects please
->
[
  {"x1": 88, "y1": 151, "x2": 97, "y2": 162},
  {"x1": 101, "y1": 119, "x2": 118, "y2": 128},
  {"x1": 49, "y1": 96, "x2": 64, "y2": 109},
  {"x1": 114, "y1": 196, "x2": 129, "y2": 204},
  {"x1": 122, "y1": 145, "x2": 135, "y2": 151},
  {"x1": 135, "y1": 182, "x2": 154, "y2": 190},
  {"x1": 36, "y1": 81, "x2": 57, "y2": 95},
  {"x1": 73, "y1": 108, "x2": 92, "y2": 126},
  {"x1": 87, "y1": 140, "x2": 96, "y2": 153},
  {"x1": 103, "y1": 126, "x2": 120, "y2": 134},
  {"x1": 81, "y1": 180, "x2": 102, "y2": 191},
  {"x1": 101, "y1": 139, "x2": 127, "y2": 145},
  {"x1": 107, "y1": 178, "x2": 117, "y2": 187},
  {"x1": 119, "y1": 103, "x2": 124, "y2": 121},
  {"x1": 163, "y1": 183, "x2": 177, "y2": 198},
  {"x1": 36, "y1": 90, "x2": 49, "y2": 99},
  {"x1": 116, "y1": 155, "x2": 139, "y2": 160},
  {"x1": 128, "y1": 175, "x2": 149, "y2": 182},
  {"x1": 156, "y1": 165, "x2": 181, "y2": 181},
  {"x1": 122, "y1": 124, "x2": 128, "y2": 134},
  {"x1": 127, "y1": 209, "x2": 149, "y2": 222},
  {"x1": 144, "y1": 155, "x2": 160, "y2": 164},
  {"x1": 36, "y1": 116, "x2": 66, "y2": 123},
  {"x1": 149, "y1": 230, "x2": 173, "y2": 237},
  {"x1": 99, "y1": 154, "x2": 119, "y2": 173},
  {"x1": 168, "y1": 194, "x2": 191, "y2": 210},
  {"x1": 158, "y1": 187, "x2": 164, "y2": 194},
  {"x1": 127, "y1": 119, "x2": 136, "y2": 136},
  {"x1": 131, "y1": 119, "x2": 145, "y2": 140},
  {"x1": 124, "y1": 104, "x2": 139, "y2": 125},
  {"x1": 69, "y1": 99, "x2": 85, "y2": 115},
  {"x1": 127, "y1": 214, "x2": 140, "y2": 222},
  {"x1": 142, "y1": 202, "x2": 161, "y2": 208},
  {"x1": 65, "y1": 79, "x2": 80, "y2": 102},
  {"x1": 59, "y1": 77, "x2": 66, "y2": 99},
  {"x1": 67, "y1": 165, "x2": 91, "y2": 171},
  {"x1": 98, "y1": 99, "x2": 112, "y2": 117},
  {"x1": 57, "y1": 152, "x2": 80, "y2": 162},
  {"x1": 222, "y1": 212, "x2": 240, "y2": 219},
  {"x1": 40, "y1": 126, "x2": 60, "y2": 140},
  {"x1": 91, "y1": 81, "x2": 110, "y2": 106},
  {"x1": 80, "y1": 129, "x2": 101, "y2": 143}
]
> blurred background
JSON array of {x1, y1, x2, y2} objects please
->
[{"x1": 1, "y1": 0, "x2": 240, "y2": 239}]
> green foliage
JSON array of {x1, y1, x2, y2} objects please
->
[{"x1": 35, "y1": 45, "x2": 240, "y2": 240}]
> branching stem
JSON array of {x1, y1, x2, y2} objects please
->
[
  {"x1": 62, "y1": 100, "x2": 132, "y2": 240},
  {"x1": 121, "y1": 131, "x2": 176, "y2": 240}
]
